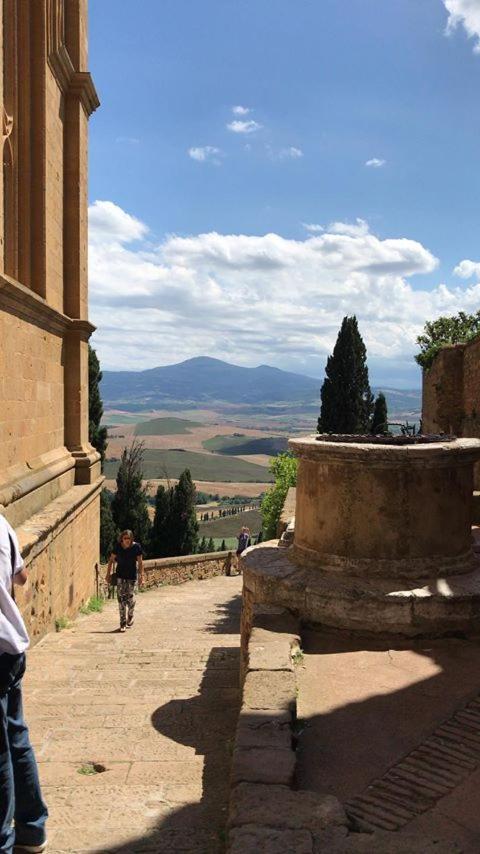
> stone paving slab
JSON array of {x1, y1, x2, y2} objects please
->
[
  {"x1": 296, "y1": 629, "x2": 480, "y2": 852},
  {"x1": 22, "y1": 575, "x2": 242, "y2": 853}
]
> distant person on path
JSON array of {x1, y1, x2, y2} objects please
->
[
  {"x1": 106, "y1": 530, "x2": 144, "y2": 632},
  {"x1": 236, "y1": 526, "x2": 250, "y2": 557},
  {"x1": 0, "y1": 513, "x2": 48, "y2": 854}
]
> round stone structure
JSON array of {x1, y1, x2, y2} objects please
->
[
  {"x1": 290, "y1": 436, "x2": 480, "y2": 581},
  {"x1": 241, "y1": 435, "x2": 480, "y2": 636}
]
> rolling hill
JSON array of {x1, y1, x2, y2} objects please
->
[
  {"x1": 101, "y1": 356, "x2": 319, "y2": 407},
  {"x1": 100, "y1": 356, "x2": 421, "y2": 420}
]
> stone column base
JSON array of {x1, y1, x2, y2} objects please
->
[{"x1": 241, "y1": 541, "x2": 480, "y2": 637}]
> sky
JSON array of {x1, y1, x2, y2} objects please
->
[{"x1": 88, "y1": 0, "x2": 480, "y2": 388}]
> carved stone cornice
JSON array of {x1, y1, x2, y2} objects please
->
[
  {"x1": 69, "y1": 72, "x2": 100, "y2": 117},
  {"x1": 47, "y1": 0, "x2": 100, "y2": 116},
  {"x1": 0, "y1": 274, "x2": 96, "y2": 338},
  {"x1": 47, "y1": 42, "x2": 75, "y2": 93},
  {"x1": 70, "y1": 318, "x2": 97, "y2": 341}
]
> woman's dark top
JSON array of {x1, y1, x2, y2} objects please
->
[{"x1": 113, "y1": 542, "x2": 142, "y2": 580}]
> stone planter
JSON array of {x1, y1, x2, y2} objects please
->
[
  {"x1": 290, "y1": 436, "x2": 480, "y2": 580},
  {"x1": 241, "y1": 436, "x2": 480, "y2": 637}
]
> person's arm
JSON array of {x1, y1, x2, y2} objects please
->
[
  {"x1": 106, "y1": 553, "x2": 116, "y2": 584},
  {"x1": 14, "y1": 567, "x2": 28, "y2": 586},
  {"x1": 137, "y1": 553, "x2": 144, "y2": 586}
]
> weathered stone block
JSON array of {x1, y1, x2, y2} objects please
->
[
  {"x1": 229, "y1": 782, "x2": 348, "y2": 833},
  {"x1": 235, "y1": 712, "x2": 292, "y2": 751},
  {"x1": 230, "y1": 824, "x2": 313, "y2": 854},
  {"x1": 231, "y1": 747, "x2": 296, "y2": 786},
  {"x1": 248, "y1": 635, "x2": 294, "y2": 672},
  {"x1": 242, "y1": 670, "x2": 296, "y2": 713}
]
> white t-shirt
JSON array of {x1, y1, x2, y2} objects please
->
[{"x1": 0, "y1": 515, "x2": 29, "y2": 655}]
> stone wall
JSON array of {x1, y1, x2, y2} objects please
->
[
  {"x1": 0, "y1": 1, "x2": 102, "y2": 645},
  {"x1": 229, "y1": 601, "x2": 349, "y2": 853},
  {"x1": 14, "y1": 483, "x2": 100, "y2": 645},
  {"x1": 99, "y1": 550, "x2": 236, "y2": 596},
  {"x1": 422, "y1": 337, "x2": 480, "y2": 490}
]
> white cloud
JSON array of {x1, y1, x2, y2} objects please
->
[
  {"x1": 88, "y1": 200, "x2": 148, "y2": 244},
  {"x1": 443, "y1": 0, "x2": 480, "y2": 53},
  {"x1": 188, "y1": 146, "x2": 223, "y2": 164},
  {"x1": 303, "y1": 223, "x2": 325, "y2": 233},
  {"x1": 279, "y1": 146, "x2": 304, "y2": 159},
  {"x1": 327, "y1": 218, "x2": 370, "y2": 237},
  {"x1": 365, "y1": 158, "x2": 386, "y2": 168},
  {"x1": 87, "y1": 201, "x2": 480, "y2": 376},
  {"x1": 227, "y1": 119, "x2": 262, "y2": 134},
  {"x1": 232, "y1": 105, "x2": 250, "y2": 115},
  {"x1": 115, "y1": 136, "x2": 140, "y2": 145},
  {"x1": 453, "y1": 258, "x2": 480, "y2": 278}
]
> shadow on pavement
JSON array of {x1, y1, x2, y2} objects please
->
[{"x1": 100, "y1": 590, "x2": 241, "y2": 854}]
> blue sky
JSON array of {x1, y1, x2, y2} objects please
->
[{"x1": 88, "y1": 0, "x2": 480, "y2": 387}]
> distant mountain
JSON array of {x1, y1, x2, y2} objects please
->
[
  {"x1": 100, "y1": 357, "x2": 320, "y2": 407},
  {"x1": 100, "y1": 356, "x2": 422, "y2": 417}
]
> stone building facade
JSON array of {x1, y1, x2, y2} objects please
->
[
  {"x1": 0, "y1": 0, "x2": 102, "y2": 643},
  {"x1": 422, "y1": 337, "x2": 480, "y2": 489}
]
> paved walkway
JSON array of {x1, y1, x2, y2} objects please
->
[
  {"x1": 296, "y1": 629, "x2": 480, "y2": 851},
  {"x1": 23, "y1": 575, "x2": 242, "y2": 854}
]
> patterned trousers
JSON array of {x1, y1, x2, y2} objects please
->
[{"x1": 117, "y1": 579, "x2": 136, "y2": 628}]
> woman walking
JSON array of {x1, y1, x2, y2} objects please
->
[{"x1": 106, "y1": 530, "x2": 144, "y2": 633}]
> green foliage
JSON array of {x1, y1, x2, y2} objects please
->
[
  {"x1": 220, "y1": 539, "x2": 226, "y2": 551},
  {"x1": 55, "y1": 616, "x2": 70, "y2": 632},
  {"x1": 198, "y1": 536, "x2": 207, "y2": 553},
  {"x1": 415, "y1": 310, "x2": 480, "y2": 370},
  {"x1": 149, "y1": 484, "x2": 174, "y2": 557},
  {"x1": 206, "y1": 537, "x2": 215, "y2": 553},
  {"x1": 371, "y1": 392, "x2": 389, "y2": 435},
  {"x1": 80, "y1": 596, "x2": 105, "y2": 615},
  {"x1": 111, "y1": 440, "x2": 151, "y2": 550},
  {"x1": 169, "y1": 469, "x2": 199, "y2": 555},
  {"x1": 261, "y1": 453, "x2": 297, "y2": 540},
  {"x1": 88, "y1": 346, "x2": 108, "y2": 467},
  {"x1": 100, "y1": 490, "x2": 116, "y2": 562},
  {"x1": 318, "y1": 316, "x2": 374, "y2": 434}
]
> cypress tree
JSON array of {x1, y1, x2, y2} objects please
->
[
  {"x1": 220, "y1": 539, "x2": 226, "y2": 551},
  {"x1": 198, "y1": 536, "x2": 207, "y2": 554},
  {"x1": 88, "y1": 346, "x2": 108, "y2": 467},
  {"x1": 318, "y1": 316, "x2": 374, "y2": 434},
  {"x1": 100, "y1": 490, "x2": 116, "y2": 562},
  {"x1": 371, "y1": 392, "x2": 389, "y2": 435},
  {"x1": 206, "y1": 537, "x2": 215, "y2": 553},
  {"x1": 169, "y1": 469, "x2": 199, "y2": 556},
  {"x1": 149, "y1": 484, "x2": 173, "y2": 557},
  {"x1": 111, "y1": 440, "x2": 151, "y2": 550}
]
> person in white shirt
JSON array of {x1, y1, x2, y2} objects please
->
[{"x1": 0, "y1": 514, "x2": 48, "y2": 853}]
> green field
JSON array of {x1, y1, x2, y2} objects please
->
[
  {"x1": 211, "y1": 537, "x2": 237, "y2": 550},
  {"x1": 199, "y1": 509, "x2": 263, "y2": 538},
  {"x1": 203, "y1": 434, "x2": 288, "y2": 456},
  {"x1": 103, "y1": 412, "x2": 156, "y2": 426},
  {"x1": 104, "y1": 450, "x2": 273, "y2": 482},
  {"x1": 135, "y1": 417, "x2": 202, "y2": 436}
]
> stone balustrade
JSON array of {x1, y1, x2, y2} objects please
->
[{"x1": 98, "y1": 550, "x2": 235, "y2": 595}]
